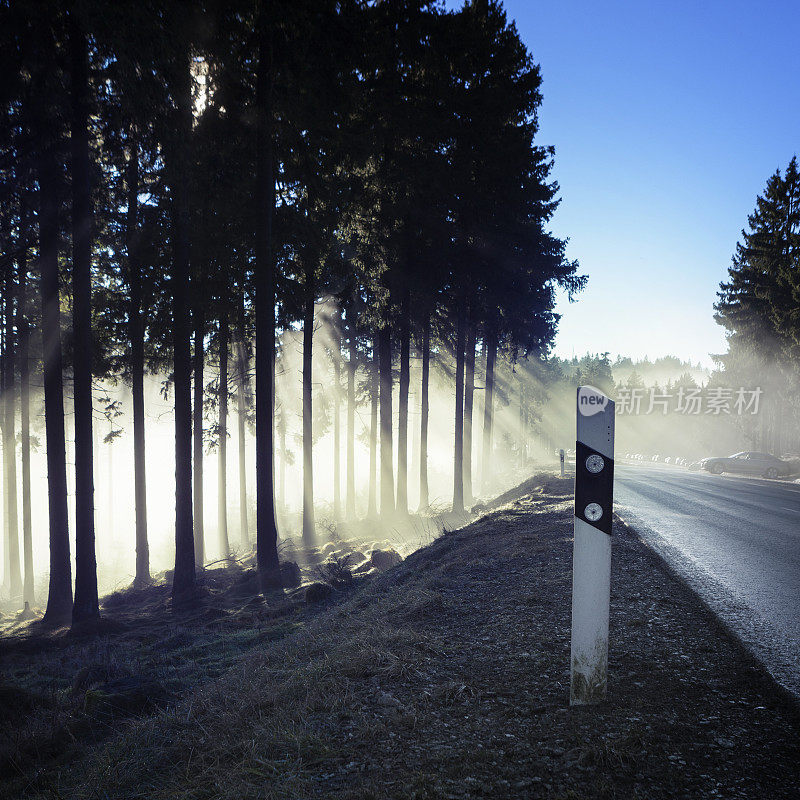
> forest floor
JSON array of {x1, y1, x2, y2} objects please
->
[{"x1": 1, "y1": 473, "x2": 799, "y2": 799}]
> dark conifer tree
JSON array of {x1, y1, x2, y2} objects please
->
[
  {"x1": 714, "y1": 158, "x2": 800, "y2": 452},
  {"x1": 166, "y1": 27, "x2": 196, "y2": 602},
  {"x1": 217, "y1": 313, "x2": 231, "y2": 558},
  {"x1": 126, "y1": 137, "x2": 151, "y2": 586},
  {"x1": 463, "y1": 320, "x2": 476, "y2": 507},
  {"x1": 452, "y1": 298, "x2": 466, "y2": 514},
  {"x1": 367, "y1": 339, "x2": 379, "y2": 517},
  {"x1": 332, "y1": 312, "x2": 342, "y2": 520},
  {"x1": 31, "y1": 16, "x2": 73, "y2": 625},
  {"x1": 418, "y1": 316, "x2": 431, "y2": 511},
  {"x1": 396, "y1": 288, "x2": 411, "y2": 515},
  {"x1": 715, "y1": 158, "x2": 800, "y2": 361},
  {"x1": 481, "y1": 329, "x2": 496, "y2": 494},
  {"x1": 236, "y1": 336, "x2": 250, "y2": 548},
  {"x1": 254, "y1": 9, "x2": 281, "y2": 589},
  {"x1": 18, "y1": 197, "x2": 35, "y2": 606},
  {"x1": 69, "y1": 10, "x2": 99, "y2": 626},
  {"x1": 193, "y1": 307, "x2": 205, "y2": 568},
  {"x1": 2, "y1": 223, "x2": 21, "y2": 600}
]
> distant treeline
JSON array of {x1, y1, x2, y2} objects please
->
[{"x1": 554, "y1": 353, "x2": 709, "y2": 391}]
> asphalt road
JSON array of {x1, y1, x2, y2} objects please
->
[{"x1": 614, "y1": 463, "x2": 800, "y2": 698}]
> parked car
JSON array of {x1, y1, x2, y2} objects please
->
[{"x1": 699, "y1": 451, "x2": 791, "y2": 479}]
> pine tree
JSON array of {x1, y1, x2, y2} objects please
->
[
  {"x1": 32, "y1": 14, "x2": 73, "y2": 625},
  {"x1": 716, "y1": 158, "x2": 800, "y2": 362},
  {"x1": 166, "y1": 20, "x2": 196, "y2": 603},
  {"x1": 714, "y1": 157, "x2": 800, "y2": 453},
  {"x1": 69, "y1": 9, "x2": 100, "y2": 627},
  {"x1": 254, "y1": 7, "x2": 281, "y2": 590}
]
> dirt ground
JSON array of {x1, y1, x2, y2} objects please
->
[{"x1": 2, "y1": 475, "x2": 799, "y2": 799}]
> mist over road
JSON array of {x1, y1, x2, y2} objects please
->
[{"x1": 614, "y1": 464, "x2": 800, "y2": 698}]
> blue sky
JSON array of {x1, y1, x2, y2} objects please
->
[{"x1": 454, "y1": 0, "x2": 800, "y2": 367}]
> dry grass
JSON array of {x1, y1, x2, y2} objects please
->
[
  {"x1": 19, "y1": 587, "x2": 433, "y2": 799},
  {"x1": 1, "y1": 546, "x2": 447, "y2": 799},
  {"x1": 3, "y1": 472, "x2": 800, "y2": 799}
]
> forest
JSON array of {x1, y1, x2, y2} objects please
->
[
  {"x1": 0, "y1": 0, "x2": 586, "y2": 628},
  {"x1": 3, "y1": 0, "x2": 798, "y2": 633},
  {"x1": 2, "y1": 3, "x2": 800, "y2": 797}
]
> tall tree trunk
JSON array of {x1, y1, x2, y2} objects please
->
[
  {"x1": 367, "y1": 338, "x2": 378, "y2": 518},
  {"x1": 524, "y1": 399, "x2": 529, "y2": 462},
  {"x1": 419, "y1": 315, "x2": 430, "y2": 511},
  {"x1": 278, "y1": 406, "x2": 286, "y2": 513},
  {"x1": 480, "y1": 333, "x2": 496, "y2": 496},
  {"x1": 255, "y1": 16, "x2": 281, "y2": 589},
  {"x1": 2, "y1": 390, "x2": 8, "y2": 596},
  {"x1": 2, "y1": 323, "x2": 6, "y2": 597},
  {"x1": 332, "y1": 309, "x2": 341, "y2": 519},
  {"x1": 192, "y1": 309, "x2": 205, "y2": 568},
  {"x1": 18, "y1": 200, "x2": 34, "y2": 606},
  {"x1": 237, "y1": 339, "x2": 250, "y2": 548},
  {"x1": 518, "y1": 382, "x2": 523, "y2": 466},
  {"x1": 396, "y1": 289, "x2": 410, "y2": 515},
  {"x1": 3, "y1": 238, "x2": 21, "y2": 600},
  {"x1": 519, "y1": 382, "x2": 526, "y2": 467},
  {"x1": 106, "y1": 432, "x2": 117, "y2": 547},
  {"x1": 452, "y1": 299, "x2": 466, "y2": 514},
  {"x1": 39, "y1": 136, "x2": 72, "y2": 625},
  {"x1": 20, "y1": 356, "x2": 33, "y2": 606},
  {"x1": 378, "y1": 325, "x2": 394, "y2": 516},
  {"x1": 127, "y1": 138, "x2": 150, "y2": 586},
  {"x1": 217, "y1": 314, "x2": 230, "y2": 558},
  {"x1": 301, "y1": 281, "x2": 315, "y2": 544},
  {"x1": 106, "y1": 424, "x2": 114, "y2": 544},
  {"x1": 70, "y1": 12, "x2": 99, "y2": 626},
  {"x1": 345, "y1": 312, "x2": 356, "y2": 518},
  {"x1": 170, "y1": 46, "x2": 196, "y2": 602},
  {"x1": 463, "y1": 322, "x2": 476, "y2": 509}
]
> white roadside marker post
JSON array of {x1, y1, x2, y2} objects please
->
[
  {"x1": 560, "y1": 448, "x2": 565, "y2": 477},
  {"x1": 570, "y1": 385, "x2": 615, "y2": 705}
]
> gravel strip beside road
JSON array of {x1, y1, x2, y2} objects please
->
[{"x1": 331, "y1": 484, "x2": 800, "y2": 798}]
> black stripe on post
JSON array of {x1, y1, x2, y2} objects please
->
[{"x1": 574, "y1": 440, "x2": 614, "y2": 535}]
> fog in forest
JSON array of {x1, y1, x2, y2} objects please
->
[
  {"x1": 1, "y1": 301, "x2": 559, "y2": 601},
  {"x1": 5, "y1": 301, "x2": 799, "y2": 606}
]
